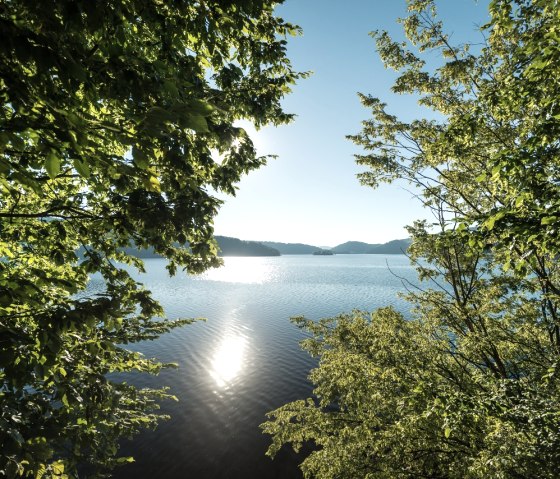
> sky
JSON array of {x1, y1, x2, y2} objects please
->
[{"x1": 213, "y1": 0, "x2": 490, "y2": 247}]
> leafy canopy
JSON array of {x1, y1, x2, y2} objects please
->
[
  {"x1": 0, "y1": 0, "x2": 304, "y2": 477},
  {"x1": 263, "y1": 1, "x2": 560, "y2": 477}
]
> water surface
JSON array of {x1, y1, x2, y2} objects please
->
[{"x1": 104, "y1": 254, "x2": 418, "y2": 478}]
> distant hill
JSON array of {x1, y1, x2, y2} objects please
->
[
  {"x1": 368, "y1": 238, "x2": 411, "y2": 254},
  {"x1": 258, "y1": 238, "x2": 411, "y2": 255},
  {"x1": 87, "y1": 237, "x2": 409, "y2": 259},
  {"x1": 259, "y1": 241, "x2": 320, "y2": 255},
  {"x1": 215, "y1": 236, "x2": 280, "y2": 256},
  {"x1": 330, "y1": 241, "x2": 371, "y2": 254},
  {"x1": 116, "y1": 237, "x2": 280, "y2": 258},
  {"x1": 331, "y1": 238, "x2": 411, "y2": 254}
]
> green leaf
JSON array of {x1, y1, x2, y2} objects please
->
[
  {"x1": 485, "y1": 216, "x2": 497, "y2": 230},
  {"x1": 189, "y1": 99, "x2": 214, "y2": 115},
  {"x1": 73, "y1": 159, "x2": 90, "y2": 178},
  {"x1": 51, "y1": 461, "x2": 65, "y2": 475},
  {"x1": 184, "y1": 114, "x2": 209, "y2": 133},
  {"x1": 0, "y1": 158, "x2": 10, "y2": 175},
  {"x1": 475, "y1": 172, "x2": 487, "y2": 182},
  {"x1": 35, "y1": 464, "x2": 46, "y2": 479},
  {"x1": 132, "y1": 146, "x2": 150, "y2": 169},
  {"x1": 0, "y1": 0, "x2": 302, "y2": 476},
  {"x1": 444, "y1": 427, "x2": 451, "y2": 438},
  {"x1": 143, "y1": 175, "x2": 161, "y2": 193},
  {"x1": 45, "y1": 151, "x2": 60, "y2": 179},
  {"x1": 52, "y1": 250, "x2": 65, "y2": 266}
]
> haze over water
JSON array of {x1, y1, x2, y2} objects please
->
[{"x1": 102, "y1": 255, "x2": 419, "y2": 478}]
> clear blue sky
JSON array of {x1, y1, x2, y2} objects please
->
[{"x1": 213, "y1": 0, "x2": 489, "y2": 247}]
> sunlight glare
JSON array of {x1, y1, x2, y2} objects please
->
[
  {"x1": 210, "y1": 120, "x2": 269, "y2": 165},
  {"x1": 210, "y1": 334, "x2": 248, "y2": 388},
  {"x1": 200, "y1": 258, "x2": 275, "y2": 284}
]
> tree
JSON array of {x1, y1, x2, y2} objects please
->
[
  {"x1": 262, "y1": 1, "x2": 560, "y2": 477},
  {"x1": 0, "y1": 1, "x2": 304, "y2": 477}
]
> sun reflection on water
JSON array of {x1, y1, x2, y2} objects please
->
[
  {"x1": 198, "y1": 258, "x2": 275, "y2": 284},
  {"x1": 210, "y1": 334, "x2": 248, "y2": 388}
]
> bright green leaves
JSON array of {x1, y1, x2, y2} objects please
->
[
  {"x1": 267, "y1": 1, "x2": 560, "y2": 478},
  {"x1": 143, "y1": 174, "x2": 161, "y2": 193},
  {"x1": 140, "y1": 101, "x2": 214, "y2": 137},
  {"x1": 484, "y1": 209, "x2": 507, "y2": 231},
  {"x1": 263, "y1": 309, "x2": 487, "y2": 478},
  {"x1": 541, "y1": 216, "x2": 558, "y2": 227},
  {"x1": 73, "y1": 159, "x2": 90, "y2": 178},
  {"x1": 183, "y1": 114, "x2": 210, "y2": 134},
  {"x1": 0, "y1": 0, "x2": 303, "y2": 477},
  {"x1": 44, "y1": 151, "x2": 60, "y2": 179},
  {"x1": 189, "y1": 99, "x2": 215, "y2": 116},
  {"x1": 148, "y1": 106, "x2": 209, "y2": 136}
]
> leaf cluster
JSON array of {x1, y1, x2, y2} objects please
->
[
  {"x1": 0, "y1": 0, "x2": 304, "y2": 476},
  {"x1": 263, "y1": 1, "x2": 560, "y2": 477}
]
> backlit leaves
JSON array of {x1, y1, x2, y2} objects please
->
[
  {"x1": 265, "y1": 1, "x2": 560, "y2": 477},
  {"x1": 0, "y1": 0, "x2": 303, "y2": 476},
  {"x1": 44, "y1": 152, "x2": 60, "y2": 179}
]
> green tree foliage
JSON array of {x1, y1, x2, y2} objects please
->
[
  {"x1": 0, "y1": 0, "x2": 303, "y2": 476},
  {"x1": 262, "y1": 1, "x2": 560, "y2": 477}
]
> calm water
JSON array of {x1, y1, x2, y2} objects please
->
[{"x1": 102, "y1": 254, "x2": 418, "y2": 479}]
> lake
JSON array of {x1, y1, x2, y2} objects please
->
[{"x1": 103, "y1": 254, "x2": 419, "y2": 479}]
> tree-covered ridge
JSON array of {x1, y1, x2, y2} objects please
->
[
  {"x1": 261, "y1": 238, "x2": 410, "y2": 254},
  {"x1": 330, "y1": 238, "x2": 410, "y2": 254},
  {"x1": 114, "y1": 237, "x2": 410, "y2": 257},
  {"x1": 0, "y1": 0, "x2": 304, "y2": 477},
  {"x1": 215, "y1": 236, "x2": 280, "y2": 256},
  {"x1": 260, "y1": 241, "x2": 321, "y2": 255},
  {"x1": 118, "y1": 236, "x2": 280, "y2": 257},
  {"x1": 263, "y1": 0, "x2": 560, "y2": 477}
]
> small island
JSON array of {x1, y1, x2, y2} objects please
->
[{"x1": 313, "y1": 249, "x2": 334, "y2": 256}]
